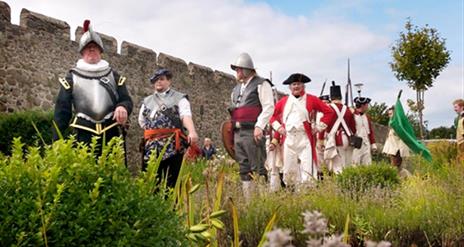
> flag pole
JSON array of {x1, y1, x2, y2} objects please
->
[{"x1": 397, "y1": 90, "x2": 403, "y2": 100}]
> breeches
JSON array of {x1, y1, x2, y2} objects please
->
[
  {"x1": 234, "y1": 129, "x2": 267, "y2": 181},
  {"x1": 282, "y1": 129, "x2": 315, "y2": 185}
]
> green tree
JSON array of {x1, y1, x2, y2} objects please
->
[
  {"x1": 390, "y1": 19, "x2": 451, "y2": 139},
  {"x1": 429, "y1": 126, "x2": 455, "y2": 139},
  {"x1": 367, "y1": 102, "x2": 389, "y2": 126}
]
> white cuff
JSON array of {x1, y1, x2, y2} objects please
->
[
  {"x1": 316, "y1": 122, "x2": 327, "y2": 132},
  {"x1": 271, "y1": 121, "x2": 282, "y2": 131}
]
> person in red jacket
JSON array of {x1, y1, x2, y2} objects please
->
[
  {"x1": 352, "y1": 97, "x2": 377, "y2": 165},
  {"x1": 319, "y1": 81, "x2": 356, "y2": 174},
  {"x1": 269, "y1": 73, "x2": 334, "y2": 187}
]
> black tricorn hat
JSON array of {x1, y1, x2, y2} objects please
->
[
  {"x1": 330, "y1": 81, "x2": 342, "y2": 100},
  {"x1": 354, "y1": 97, "x2": 371, "y2": 106},
  {"x1": 282, "y1": 73, "x2": 311, "y2": 85}
]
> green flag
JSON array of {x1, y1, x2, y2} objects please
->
[{"x1": 389, "y1": 98, "x2": 432, "y2": 161}]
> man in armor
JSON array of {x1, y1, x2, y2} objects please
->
[
  {"x1": 139, "y1": 68, "x2": 198, "y2": 188},
  {"x1": 53, "y1": 20, "x2": 133, "y2": 151},
  {"x1": 229, "y1": 52, "x2": 274, "y2": 198},
  {"x1": 269, "y1": 73, "x2": 333, "y2": 187},
  {"x1": 351, "y1": 97, "x2": 377, "y2": 165}
]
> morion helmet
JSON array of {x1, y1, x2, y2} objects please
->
[
  {"x1": 230, "y1": 52, "x2": 255, "y2": 71},
  {"x1": 78, "y1": 20, "x2": 105, "y2": 54}
]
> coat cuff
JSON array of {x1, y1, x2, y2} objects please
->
[
  {"x1": 271, "y1": 138, "x2": 279, "y2": 146},
  {"x1": 271, "y1": 121, "x2": 282, "y2": 131}
]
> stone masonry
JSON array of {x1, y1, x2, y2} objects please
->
[
  {"x1": 0, "y1": 2, "x2": 389, "y2": 172},
  {"x1": 0, "y1": 2, "x2": 236, "y2": 172}
]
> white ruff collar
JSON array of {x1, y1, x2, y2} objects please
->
[{"x1": 76, "y1": 59, "x2": 109, "y2": 72}]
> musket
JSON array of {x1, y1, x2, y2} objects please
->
[
  {"x1": 346, "y1": 58, "x2": 354, "y2": 107},
  {"x1": 319, "y1": 79, "x2": 327, "y2": 97}
]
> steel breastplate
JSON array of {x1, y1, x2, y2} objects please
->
[
  {"x1": 72, "y1": 71, "x2": 117, "y2": 123},
  {"x1": 143, "y1": 90, "x2": 185, "y2": 114}
]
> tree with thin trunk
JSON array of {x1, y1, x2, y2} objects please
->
[{"x1": 390, "y1": 19, "x2": 451, "y2": 139}]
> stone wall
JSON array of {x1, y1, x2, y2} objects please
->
[
  {"x1": 0, "y1": 2, "x2": 235, "y2": 172},
  {"x1": 0, "y1": 2, "x2": 389, "y2": 172}
]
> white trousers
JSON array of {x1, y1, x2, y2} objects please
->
[
  {"x1": 266, "y1": 145, "x2": 283, "y2": 192},
  {"x1": 328, "y1": 134, "x2": 353, "y2": 174},
  {"x1": 352, "y1": 142, "x2": 372, "y2": 165},
  {"x1": 283, "y1": 129, "x2": 315, "y2": 186}
]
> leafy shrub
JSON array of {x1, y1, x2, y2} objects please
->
[
  {"x1": 336, "y1": 164, "x2": 400, "y2": 196},
  {"x1": 0, "y1": 137, "x2": 187, "y2": 246},
  {"x1": 0, "y1": 110, "x2": 54, "y2": 155}
]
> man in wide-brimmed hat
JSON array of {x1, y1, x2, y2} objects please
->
[
  {"x1": 138, "y1": 68, "x2": 198, "y2": 188},
  {"x1": 269, "y1": 73, "x2": 334, "y2": 187},
  {"x1": 351, "y1": 97, "x2": 377, "y2": 165}
]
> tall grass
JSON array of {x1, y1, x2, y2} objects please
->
[{"x1": 190, "y1": 153, "x2": 464, "y2": 246}]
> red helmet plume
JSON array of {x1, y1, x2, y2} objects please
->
[{"x1": 83, "y1": 20, "x2": 90, "y2": 32}]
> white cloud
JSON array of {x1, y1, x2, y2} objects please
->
[{"x1": 5, "y1": 0, "x2": 461, "y2": 129}]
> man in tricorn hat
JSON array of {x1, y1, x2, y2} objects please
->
[
  {"x1": 54, "y1": 20, "x2": 133, "y2": 152},
  {"x1": 319, "y1": 81, "x2": 355, "y2": 174},
  {"x1": 229, "y1": 53, "x2": 274, "y2": 198},
  {"x1": 269, "y1": 73, "x2": 334, "y2": 187},
  {"x1": 351, "y1": 97, "x2": 377, "y2": 165}
]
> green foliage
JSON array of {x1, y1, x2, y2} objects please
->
[
  {"x1": 367, "y1": 102, "x2": 389, "y2": 126},
  {"x1": 0, "y1": 110, "x2": 54, "y2": 155},
  {"x1": 336, "y1": 164, "x2": 400, "y2": 195},
  {"x1": 0, "y1": 137, "x2": 187, "y2": 246},
  {"x1": 390, "y1": 19, "x2": 451, "y2": 91},
  {"x1": 406, "y1": 99, "x2": 427, "y2": 137},
  {"x1": 429, "y1": 126, "x2": 455, "y2": 139},
  {"x1": 391, "y1": 18, "x2": 451, "y2": 139},
  {"x1": 216, "y1": 157, "x2": 463, "y2": 246}
]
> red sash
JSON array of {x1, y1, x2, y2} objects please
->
[
  {"x1": 231, "y1": 106, "x2": 262, "y2": 122},
  {"x1": 144, "y1": 128, "x2": 187, "y2": 151}
]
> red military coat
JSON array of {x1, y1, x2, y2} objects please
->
[
  {"x1": 318, "y1": 102, "x2": 356, "y2": 146},
  {"x1": 270, "y1": 93, "x2": 334, "y2": 164}
]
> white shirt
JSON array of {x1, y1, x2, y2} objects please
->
[
  {"x1": 283, "y1": 94, "x2": 307, "y2": 131},
  {"x1": 230, "y1": 76, "x2": 274, "y2": 130},
  {"x1": 354, "y1": 113, "x2": 370, "y2": 141},
  {"x1": 138, "y1": 89, "x2": 192, "y2": 128}
]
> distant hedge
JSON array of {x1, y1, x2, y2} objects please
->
[
  {"x1": 336, "y1": 164, "x2": 400, "y2": 195},
  {"x1": 0, "y1": 110, "x2": 54, "y2": 155}
]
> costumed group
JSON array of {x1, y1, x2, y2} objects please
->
[{"x1": 54, "y1": 20, "x2": 418, "y2": 196}]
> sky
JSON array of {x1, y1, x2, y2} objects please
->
[{"x1": 5, "y1": 0, "x2": 464, "y2": 129}]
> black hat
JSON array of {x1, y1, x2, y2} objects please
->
[
  {"x1": 282, "y1": 73, "x2": 311, "y2": 85},
  {"x1": 354, "y1": 97, "x2": 371, "y2": 107},
  {"x1": 319, "y1": 95, "x2": 330, "y2": 101},
  {"x1": 330, "y1": 81, "x2": 342, "y2": 100},
  {"x1": 149, "y1": 68, "x2": 172, "y2": 83}
]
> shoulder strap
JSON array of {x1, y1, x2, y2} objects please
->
[{"x1": 329, "y1": 104, "x2": 352, "y2": 136}]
